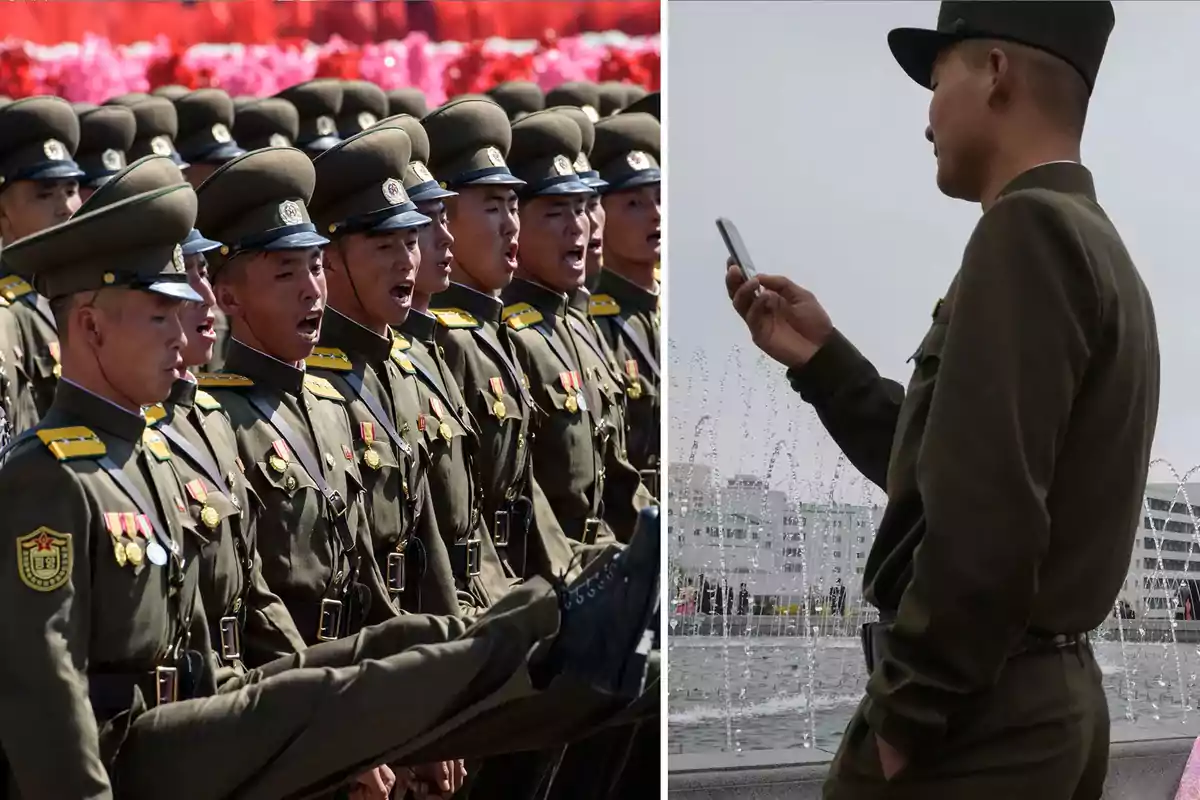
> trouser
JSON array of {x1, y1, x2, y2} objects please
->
[
  {"x1": 822, "y1": 640, "x2": 1109, "y2": 800},
  {"x1": 465, "y1": 652, "x2": 661, "y2": 800},
  {"x1": 108, "y1": 580, "x2": 630, "y2": 800}
]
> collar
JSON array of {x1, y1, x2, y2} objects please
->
[
  {"x1": 567, "y1": 286, "x2": 591, "y2": 314},
  {"x1": 400, "y1": 309, "x2": 437, "y2": 343},
  {"x1": 224, "y1": 338, "x2": 305, "y2": 395},
  {"x1": 54, "y1": 378, "x2": 146, "y2": 442},
  {"x1": 597, "y1": 268, "x2": 658, "y2": 313},
  {"x1": 434, "y1": 281, "x2": 503, "y2": 325},
  {"x1": 320, "y1": 307, "x2": 393, "y2": 363},
  {"x1": 503, "y1": 278, "x2": 568, "y2": 318},
  {"x1": 997, "y1": 162, "x2": 1096, "y2": 203},
  {"x1": 167, "y1": 376, "x2": 197, "y2": 410}
]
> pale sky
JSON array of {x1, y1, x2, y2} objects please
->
[{"x1": 667, "y1": 0, "x2": 1200, "y2": 497}]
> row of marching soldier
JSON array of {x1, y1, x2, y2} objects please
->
[{"x1": 0, "y1": 76, "x2": 662, "y2": 800}]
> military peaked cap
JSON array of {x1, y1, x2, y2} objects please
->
[
  {"x1": 276, "y1": 79, "x2": 344, "y2": 153},
  {"x1": 0, "y1": 96, "x2": 85, "y2": 189},
  {"x1": 591, "y1": 112, "x2": 660, "y2": 192},
  {"x1": 423, "y1": 98, "x2": 523, "y2": 190},
  {"x1": 173, "y1": 88, "x2": 245, "y2": 165},
  {"x1": 372, "y1": 113, "x2": 455, "y2": 202},
  {"x1": 551, "y1": 105, "x2": 607, "y2": 190},
  {"x1": 338, "y1": 80, "x2": 388, "y2": 138},
  {"x1": 488, "y1": 81, "x2": 545, "y2": 121},
  {"x1": 508, "y1": 110, "x2": 592, "y2": 197},
  {"x1": 105, "y1": 94, "x2": 188, "y2": 167},
  {"x1": 233, "y1": 98, "x2": 299, "y2": 151},
  {"x1": 386, "y1": 88, "x2": 428, "y2": 119},
  {"x1": 545, "y1": 82, "x2": 601, "y2": 122},
  {"x1": 74, "y1": 103, "x2": 136, "y2": 188}
]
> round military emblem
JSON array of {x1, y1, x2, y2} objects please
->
[
  {"x1": 485, "y1": 146, "x2": 505, "y2": 167},
  {"x1": 172, "y1": 244, "x2": 184, "y2": 272},
  {"x1": 125, "y1": 539, "x2": 144, "y2": 567},
  {"x1": 411, "y1": 161, "x2": 434, "y2": 183},
  {"x1": 493, "y1": 399, "x2": 507, "y2": 419},
  {"x1": 211, "y1": 123, "x2": 232, "y2": 143},
  {"x1": 112, "y1": 538, "x2": 127, "y2": 567},
  {"x1": 582, "y1": 105, "x2": 600, "y2": 123},
  {"x1": 200, "y1": 505, "x2": 220, "y2": 529},
  {"x1": 101, "y1": 148, "x2": 125, "y2": 171},
  {"x1": 145, "y1": 540, "x2": 169, "y2": 566},
  {"x1": 284, "y1": 475, "x2": 298, "y2": 492},
  {"x1": 269, "y1": 133, "x2": 291, "y2": 148},
  {"x1": 627, "y1": 381, "x2": 643, "y2": 400},
  {"x1": 627, "y1": 150, "x2": 651, "y2": 170},
  {"x1": 42, "y1": 139, "x2": 66, "y2": 161},
  {"x1": 553, "y1": 155, "x2": 573, "y2": 176},
  {"x1": 565, "y1": 394, "x2": 578, "y2": 414},
  {"x1": 363, "y1": 447, "x2": 381, "y2": 470},
  {"x1": 316, "y1": 115, "x2": 337, "y2": 136},
  {"x1": 269, "y1": 454, "x2": 288, "y2": 473},
  {"x1": 357, "y1": 111, "x2": 377, "y2": 130},
  {"x1": 574, "y1": 153, "x2": 591, "y2": 172},
  {"x1": 382, "y1": 178, "x2": 405, "y2": 205},
  {"x1": 150, "y1": 136, "x2": 174, "y2": 157},
  {"x1": 279, "y1": 200, "x2": 304, "y2": 225},
  {"x1": 438, "y1": 422, "x2": 453, "y2": 442}
]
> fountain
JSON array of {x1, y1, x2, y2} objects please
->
[{"x1": 667, "y1": 340, "x2": 1200, "y2": 766}]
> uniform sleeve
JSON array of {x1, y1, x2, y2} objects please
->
[
  {"x1": 239, "y1": 489, "x2": 309, "y2": 669},
  {"x1": 863, "y1": 193, "x2": 1101, "y2": 754},
  {"x1": 601, "y1": 434, "x2": 655, "y2": 544},
  {"x1": 0, "y1": 452, "x2": 112, "y2": 799},
  {"x1": 786, "y1": 331, "x2": 905, "y2": 489}
]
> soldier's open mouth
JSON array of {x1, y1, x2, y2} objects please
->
[
  {"x1": 390, "y1": 284, "x2": 413, "y2": 303},
  {"x1": 504, "y1": 241, "x2": 519, "y2": 269},
  {"x1": 297, "y1": 312, "x2": 321, "y2": 337},
  {"x1": 587, "y1": 237, "x2": 602, "y2": 254},
  {"x1": 647, "y1": 232, "x2": 661, "y2": 245},
  {"x1": 565, "y1": 247, "x2": 585, "y2": 264},
  {"x1": 197, "y1": 315, "x2": 216, "y2": 342}
]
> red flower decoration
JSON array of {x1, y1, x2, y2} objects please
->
[
  {"x1": 597, "y1": 48, "x2": 658, "y2": 91},
  {"x1": 443, "y1": 40, "x2": 534, "y2": 98},
  {"x1": 314, "y1": 48, "x2": 362, "y2": 80},
  {"x1": 0, "y1": 47, "x2": 40, "y2": 99},
  {"x1": 146, "y1": 46, "x2": 215, "y2": 90}
]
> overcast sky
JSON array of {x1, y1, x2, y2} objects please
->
[{"x1": 667, "y1": 0, "x2": 1200, "y2": 498}]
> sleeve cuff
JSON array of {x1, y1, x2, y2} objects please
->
[{"x1": 785, "y1": 329, "x2": 875, "y2": 404}]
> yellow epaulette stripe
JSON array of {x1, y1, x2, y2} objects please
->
[
  {"x1": 430, "y1": 308, "x2": 481, "y2": 329},
  {"x1": 194, "y1": 390, "x2": 222, "y2": 411},
  {"x1": 392, "y1": 335, "x2": 411, "y2": 352},
  {"x1": 502, "y1": 302, "x2": 543, "y2": 331},
  {"x1": 37, "y1": 426, "x2": 106, "y2": 461},
  {"x1": 305, "y1": 347, "x2": 353, "y2": 372},
  {"x1": 303, "y1": 374, "x2": 345, "y2": 402},
  {"x1": 0, "y1": 274, "x2": 33, "y2": 302},
  {"x1": 196, "y1": 372, "x2": 254, "y2": 389},
  {"x1": 143, "y1": 404, "x2": 167, "y2": 426},
  {"x1": 588, "y1": 293, "x2": 621, "y2": 317},
  {"x1": 391, "y1": 351, "x2": 416, "y2": 373}
]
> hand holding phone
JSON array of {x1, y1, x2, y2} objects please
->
[{"x1": 716, "y1": 217, "x2": 757, "y2": 280}]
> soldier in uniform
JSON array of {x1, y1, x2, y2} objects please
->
[
  {"x1": 545, "y1": 81, "x2": 602, "y2": 124},
  {"x1": 0, "y1": 179, "x2": 663, "y2": 800},
  {"x1": 553, "y1": 105, "x2": 609, "y2": 288},
  {"x1": 588, "y1": 112, "x2": 662, "y2": 497},
  {"x1": 277, "y1": 78, "x2": 344, "y2": 157},
  {"x1": 337, "y1": 79, "x2": 388, "y2": 139},
  {"x1": 73, "y1": 103, "x2": 136, "y2": 201},
  {"x1": 728, "y1": 3, "x2": 1157, "y2": 798},
  {"x1": 0, "y1": 96, "x2": 88, "y2": 429},
  {"x1": 488, "y1": 80, "x2": 545, "y2": 122},
  {"x1": 170, "y1": 88, "x2": 247, "y2": 188},
  {"x1": 387, "y1": 87, "x2": 429, "y2": 119},
  {"x1": 232, "y1": 96, "x2": 300, "y2": 151},
  {"x1": 105, "y1": 94, "x2": 189, "y2": 167}
]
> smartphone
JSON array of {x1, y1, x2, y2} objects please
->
[{"x1": 715, "y1": 217, "x2": 757, "y2": 280}]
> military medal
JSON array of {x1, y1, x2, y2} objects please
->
[
  {"x1": 489, "y1": 377, "x2": 507, "y2": 419},
  {"x1": 560, "y1": 372, "x2": 578, "y2": 413},
  {"x1": 134, "y1": 514, "x2": 168, "y2": 566},
  {"x1": 186, "y1": 479, "x2": 220, "y2": 530},
  {"x1": 360, "y1": 422, "x2": 382, "y2": 470},
  {"x1": 429, "y1": 396, "x2": 452, "y2": 441},
  {"x1": 104, "y1": 512, "x2": 128, "y2": 567},
  {"x1": 625, "y1": 359, "x2": 643, "y2": 399},
  {"x1": 269, "y1": 439, "x2": 290, "y2": 474}
]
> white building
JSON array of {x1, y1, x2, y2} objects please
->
[{"x1": 1122, "y1": 482, "x2": 1200, "y2": 618}]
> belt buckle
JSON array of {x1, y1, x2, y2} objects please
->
[
  {"x1": 639, "y1": 468, "x2": 659, "y2": 497},
  {"x1": 327, "y1": 489, "x2": 347, "y2": 518},
  {"x1": 493, "y1": 509, "x2": 510, "y2": 547},
  {"x1": 467, "y1": 537, "x2": 482, "y2": 576},
  {"x1": 583, "y1": 517, "x2": 601, "y2": 544},
  {"x1": 317, "y1": 597, "x2": 344, "y2": 642},
  {"x1": 386, "y1": 549, "x2": 407, "y2": 594},
  {"x1": 218, "y1": 615, "x2": 242, "y2": 661},
  {"x1": 154, "y1": 665, "x2": 178, "y2": 706}
]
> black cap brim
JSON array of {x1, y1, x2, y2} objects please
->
[
  {"x1": 146, "y1": 279, "x2": 203, "y2": 303},
  {"x1": 191, "y1": 141, "x2": 248, "y2": 165},
  {"x1": 260, "y1": 230, "x2": 331, "y2": 250},
  {"x1": 181, "y1": 232, "x2": 224, "y2": 256},
  {"x1": 603, "y1": 170, "x2": 661, "y2": 194},
  {"x1": 25, "y1": 162, "x2": 88, "y2": 182},
  {"x1": 529, "y1": 178, "x2": 595, "y2": 197},
  {"x1": 409, "y1": 184, "x2": 458, "y2": 202},
  {"x1": 888, "y1": 27, "x2": 961, "y2": 90},
  {"x1": 303, "y1": 135, "x2": 342, "y2": 154},
  {"x1": 366, "y1": 208, "x2": 433, "y2": 233},
  {"x1": 581, "y1": 175, "x2": 610, "y2": 191},
  {"x1": 458, "y1": 172, "x2": 526, "y2": 188}
]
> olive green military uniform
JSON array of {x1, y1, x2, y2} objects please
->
[
  {"x1": 232, "y1": 96, "x2": 300, "y2": 150},
  {"x1": 104, "y1": 94, "x2": 189, "y2": 166},
  {"x1": 337, "y1": 79, "x2": 388, "y2": 138},
  {"x1": 73, "y1": 103, "x2": 136, "y2": 192},
  {"x1": 304, "y1": 122, "x2": 463, "y2": 617},
  {"x1": 276, "y1": 78, "x2": 344, "y2": 156},
  {"x1": 0, "y1": 96, "x2": 90, "y2": 428},
  {"x1": 588, "y1": 112, "x2": 662, "y2": 494},
  {"x1": 803, "y1": 4, "x2": 1155, "y2": 798},
  {"x1": 488, "y1": 80, "x2": 545, "y2": 122},
  {"x1": 195, "y1": 147, "x2": 395, "y2": 643}
]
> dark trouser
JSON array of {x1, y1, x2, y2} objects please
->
[
  {"x1": 108, "y1": 581, "x2": 631, "y2": 800},
  {"x1": 823, "y1": 640, "x2": 1109, "y2": 800}
]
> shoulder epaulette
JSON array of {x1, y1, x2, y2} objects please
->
[
  {"x1": 392, "y1": 335, "x2": 411, "y2": 352},
  {"x1": 196, "y1": 372, "x2": 254, "y2": 389},
  {"x1": 588, "y1": 294, "x2": 621, "y2": 317},
  {"x1": 503, "y1": 302, "x2": 543, "y2": 331},
  {"x1": 0, "y1": 275, "x2": 33, "y2": 303},
  {"x1": 305, "y1": 347, "x2": 353, "y2": 372},
  {"x1": 194, "y1": 390, "x2": 222, "y2": 411},
  {"x1": 37, "y1": 426, "x2": 105, "y2": 461},
  {"x1": 303, "y1": 374, "x2": 345, "y2": 402},
  {"x1": 430, "y1": 308, "x2": 481, "y2": 329},
  {"x1": 391, "y1": 349, "x2": 416, "y2": 373},
  {"x1": 143, "y1": 404, "x2": 167, "y2": 426},
  {"x1": 0, "y1": 295, "x2": 10, "y2": 308}
]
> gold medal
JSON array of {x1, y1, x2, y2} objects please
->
[
  {"x1": 627, "y1": 382, "x2": 642, "y2": 399},
  {"x1": 200, "y1": 504, "x2": 220, "y2": 530},
  {"x1": 363, "y1": 447, "x2": 382, "y2": 470},
  {"x1": 493, "y1": 399, "x2": 507, "y2": 419},
  {"x1": 284, "y1": 475, "x2": 297, "y2": 491},
  {"x1": 112, "y1": 537, "x2": 127, "y2": 567},
  {"x1": 438, "y1": 422, "x2": 453, "y2": 441},
  {"x1": 125, "y1": 539, "x2": 144, "y2": 567},
  {"x1": 565, "y1": 395, "x2": 578, "y2": 414},
  {"x1": 269, "y1": 455, "x2": 287, "y2": 473}
]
